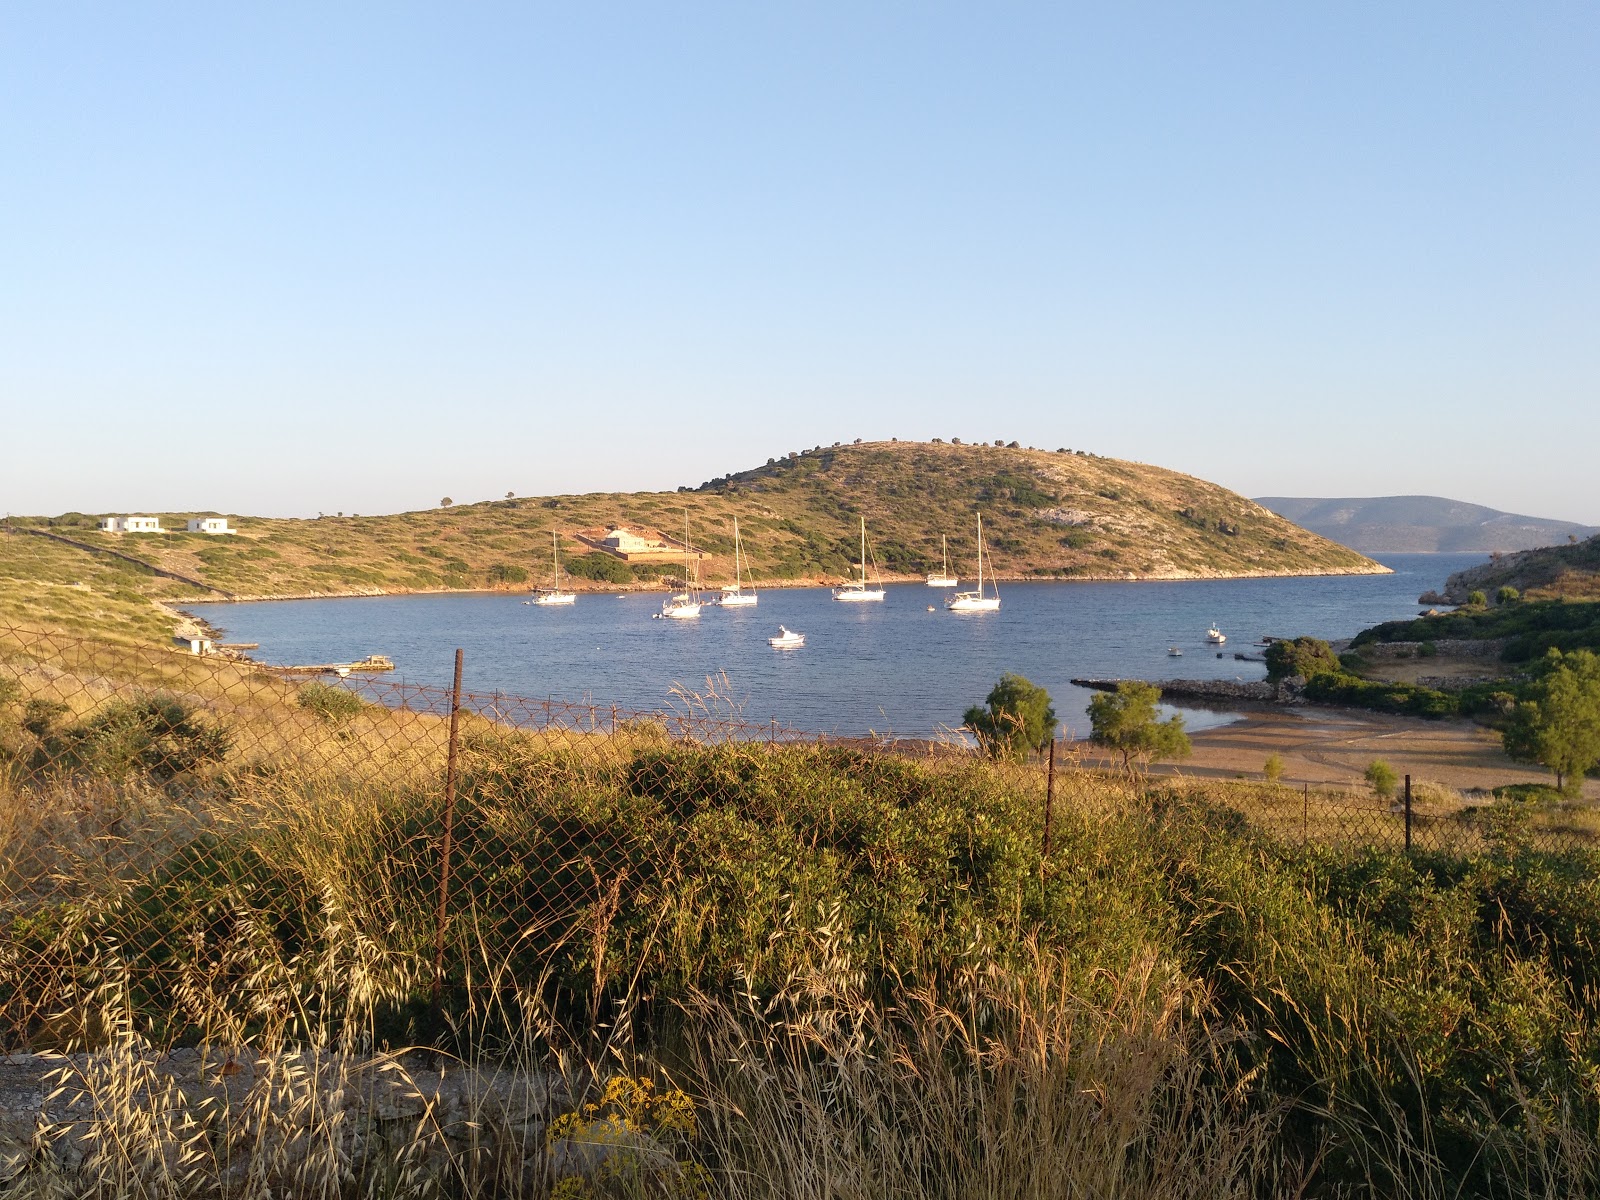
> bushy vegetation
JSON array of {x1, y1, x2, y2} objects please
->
[
  {"x1": 9, "y1": 656, "x2": 1600, "y2": 1196},
  {"x1": 1088, "y1": 680, "x2": 1192, "y2": 769},
  {"x1": 296, "y1": 679, "x2": 367, "y2": 723},
  {"x1": 1353, "y1": 598, "x2": 1600, "y2": 663},
  {"x1": 962, "y1": 672, "x2": 1056, "y2": 760},
  {"x1": 1264, "y1": 635, "x2": 1344, "y2": 681}
]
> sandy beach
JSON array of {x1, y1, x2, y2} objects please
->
[{"x1": 1115, "y1": 704, "x2": 1593, "y2": 800}]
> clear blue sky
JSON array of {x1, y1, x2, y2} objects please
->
[{"x1": 4, "y1": 4, "x2": 1596, "y2": 522}]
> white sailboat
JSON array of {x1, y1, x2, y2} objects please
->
[
  {"x1": 659, "y1": 512, "x2": 703, "y2": 619},
  {"x1": 532, "y1": 530, "x2": 577, "y2": 606},
  {"x1": 719, "y1": 517, "x2": 758, "y2": 607},
  {"x1": 832, "y1": 517, "x2": 886, "y2": 602},
  {"x1": 926, "y1": 535, "x2": 959, "y2": 588},
  {"x1": 947, "y1": 514, "x2": 1001, "y2": 613}
]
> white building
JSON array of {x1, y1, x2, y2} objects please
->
[
  {"x1": 100, "y1": 516, "x2": 163, "y2": 534},
  {"x1": 602, "y1": 527, "x2": 669, "y2": 554},
  {"x1": 187, "y1": 517, "x2": 234, "y2": 534}
]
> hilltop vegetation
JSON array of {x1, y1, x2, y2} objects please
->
[
  {"x1": 5, "y1": 443, "x2": 1380, "y2": 634},
  {"x1": 1441, "y1": 534, "x2": 1600, "y2": 603}
]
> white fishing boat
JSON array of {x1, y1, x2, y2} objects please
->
[
  {"x1": 926, "y1": 535, "x2": 959, "y2": 588},
  {"x1": 659, "y1": 512, "x2": 702, "y2": 619},
  {"x1": 947, "y1": 514, "x2": 1001, "y2": 613},
  {"x1": 1168, "y1": 647, "x2": 1184, "y2": 656},
  {"x1": 719, "y1": 517, "x2": 758, "y2": 607},
  {"x1": 1206, "y1": 625, "x2": 1227, "y2": 645},
  {"x1": 832, "y1": 517, "x2": 886, "y2": 602},
  {"x1": 532, "y1": 531, "x2": 577, "y2": 606},
  {"x1": 768, "y1": 625, "x2": 805, "y2": 648}
]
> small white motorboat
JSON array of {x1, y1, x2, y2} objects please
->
[
  {"x1": 1167, "y1": 646, "x2": 1183, "y2": 656},
  {"x1": 768, "y1": 625, "x2": 805, "y2": 649},
  {"x1": 1206, "y1": 625, "x2": 1227, "y2": 645}
]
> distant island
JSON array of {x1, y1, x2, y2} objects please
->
[
  {"x1": 1255, "y1": 495, "x2": 1599, "y2": 554},
  {"x1": 5, "y1": 440, "x2": 1385, "y2": 640}
]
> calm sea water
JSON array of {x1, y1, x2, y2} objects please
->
[{"x1": 203, "y1": 553, "x2": 1481, "y2": 738}]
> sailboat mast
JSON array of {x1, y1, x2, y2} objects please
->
[
  {"x1": 977, "y1": 515, "x2": 983, "y2": 593},
  {"x1": 860, "y1": 517, "x2": 866, "y2": 583}
]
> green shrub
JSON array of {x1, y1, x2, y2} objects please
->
[
  {"x1": 486, "y1": 562, "x2": 528, "y2": 584},
  {"x1": 963, "y1": 673, "x2": 1056, "y2": 761},
  {"x1": 1265, "y1": 636, "x2": 1344, "y2": 681},
  {"x1": 38, "y1": 696, "x2": 231, "y2": 781},
  {"x1": 297, "y1": 681, "x2": 366, "y2": 723},
  {"x1": 1263, "y1": 753, "x2": 1285, "y2": 784},
  {"x1": 1364, "y1": 759, "x2": 1398, "y2": 800},
  {"x1": 565, "y1": 553, "x2": 635, "y2": 584}
]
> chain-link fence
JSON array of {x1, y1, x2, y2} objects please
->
[{"x1": 1, "y1": 621, "x2": 1593, "y2": 1055}]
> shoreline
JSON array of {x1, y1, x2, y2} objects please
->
[
  {"x1": 1145, "y1": 704, "x2": 1593, "y2": 800},
  {"x1": 175, "y1": 561, "x2": 1394, "y2": 606}
]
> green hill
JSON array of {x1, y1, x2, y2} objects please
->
[
  {"x1": 1441, "y1": 534, "x2": 1600, "y2": 603},
  {"x1": 3, "y1": 442, "x2": 1383, "y2": 634}
]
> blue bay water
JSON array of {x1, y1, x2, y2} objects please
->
[{"x1": 203, "y1": 553, "x2": 1480, "y2": 738}]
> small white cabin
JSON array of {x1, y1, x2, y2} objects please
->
[
  {"x1": 174, "y1": 635, "x2": 215, "y2": 656},
  {"x1": 187, "y1": 517, "x2": 234, "y2": 534},
  {"x1": 602, "y1": 527, "x2": 667, "y2": 554},
  {"x1": 101, "y1": 516, "x2": 163, "y2": 534}
]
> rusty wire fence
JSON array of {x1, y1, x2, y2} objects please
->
[{"x1": 1, "y1": 621, "x2": 1595, "y2": 1053}]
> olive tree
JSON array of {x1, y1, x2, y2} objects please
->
[
  {"x1": 1087, "y1": 681, "x2": 1191, "y2": 772},
  {"x1": 1504, "y1": 650, "x2": 1600, "y2": 798},
  {"x1": 963, "y1": 673, "x2": 1057, "y2": 762}
]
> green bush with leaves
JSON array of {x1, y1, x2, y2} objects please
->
[
  {"x1": 1364, "y1": 759, "x2": 1398, "y2": 800},
  {"x1": 1087, "y1": 681, "x2": 1191, "y2": 770},
  {"x1": 35, "y1": 696, "x2": 231, "y2": 782},
  {"x1": 1264, "y1": 636, "x2": 1343, "y2": 681},
  {"x1": 1503, "y1": 649, "x2": 1600, "y2": 797},
  {"x1": 963, "y1": 673, "x2": 1057, "y2": 761},
  {"x1": 486, "y1": 562, "x2": 528, "y2": 584},
  {"x1": 297, "y1": 680, "x2": 366, "y2": 723}
]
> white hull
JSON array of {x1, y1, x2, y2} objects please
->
[
  {"x1": 662, "y1": 600, "x2": 702, "y2": 619},
  {"x1": 1206, "y1": 626, "x2": 1226, "y2": 644},
  {"x1": 719, "y1": 591, "x2": 758, "y2": 607},
  {"x1": 946, "y1": 513, "x2": 1000, "y2": 613},
  {"x1": 926, "y1": 575, "x2": 959, "y2": 587},
  {"x1": 833, "y1": 586, "x2": 885, "y2": 602},
  {"x1": 768, "y1": 625, "x2": 805, "y2": 648},
  {"x1": 534, "y1": 592, "x2": 576, "y2": 606}
]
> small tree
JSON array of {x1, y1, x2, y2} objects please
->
[
  {"x1": 1365, "y1": 759, "x2": 1398, "y2": 801},
  {"x1": 1503, "y1": 649, "x2": 1600, "y2": 797},
  {"x1": 1087, "y1": 682, "x2": 1192, "y2": 772},
  {"x1": 440, "y1": 497, "x2": 453, "y2": 508},
  {"x1": 1466, "y1": 590, "x2": 1487, "y2": 607},
  {"x1": 1263, "y1": 753, "x2": 1285, "y2": 784},
  {"x1": 963, "y1": 673, "x2": 1057, "y2": 762},
  {"x1": 1497, "y1": 586, "x2": 1520, "y2": 604},
  {"x1": 1265, "y1": 637, "x2": 1343, "y2": 682}
]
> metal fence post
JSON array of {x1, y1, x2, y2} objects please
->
[
  {"x1": 1043, "y1": 735, "x2": 1056, "y2": 864},
  {"x1": 1303, "y1": 782, "x2": 1308, "y2": 844},
  {"x1": 1404, "y1": 774, "x2": 1412, "y2": 852},
  {"x1": 432, "y1": 648, "x2": 465, "y2": 1012}
]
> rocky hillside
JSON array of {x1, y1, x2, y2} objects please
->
[
  {"x1": 8, "y1": 442, "x2": 1383, "y2": 623},
  {"x1": 1440, "y1": 535, "x2": 1600, "y2": 603},
  {"x1": 1255, "y1": 495, "x2": 1598, "y2": 554}
]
